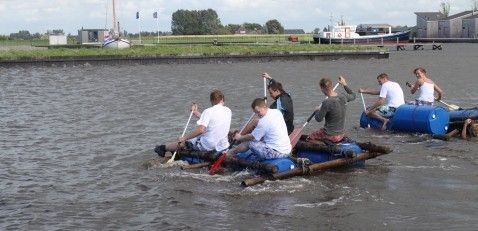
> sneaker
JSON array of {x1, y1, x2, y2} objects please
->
[{"x1": 154, "y1": 145, "x2": 166, "y2": 157}]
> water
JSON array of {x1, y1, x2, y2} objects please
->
[{"x1": 1, "y1": 44, "x2": 478, "y2": 230}]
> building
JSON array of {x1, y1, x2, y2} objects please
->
[
  {"x1": 415, "y1": 12, "x2": 445, "y2": 38},
  {"x1": 415, "y1": 11, "x2": 478, "y2": 38},
  {"x1": 77, "y1": 28, "x2": 108, "y2": 45},
  {"x1": 462, "y1": 14, "x2": 478, "y2": 38},
  {"x1": 437, "y1": 11, "x2": 474, "y2": 38},
  {"x1": 49, "y1": 34, "x2": 67, "y2": 45}
]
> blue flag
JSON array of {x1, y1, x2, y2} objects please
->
[
  {"x1": 153, "y1": 12, "x2": 157, "y2": 19},
  {"x1": 136, "y1": 11, "x2": 140, "y2": 19}
]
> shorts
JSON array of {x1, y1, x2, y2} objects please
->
[
  {"x1": 377, "y1": 106, "x2": 397, "y2": 118},
  {"x1": 248, "y1": 141, "x2": 289, "y2": 159},
  {"x1": 307, "y1": 128, "x2": 344, "y2": 143},
  {"x1": 415, "y1": 100, "x2": 433, "y2": 106},
  {"x1": 185, "y1": 137, "x2": 208, "y2": 151}
]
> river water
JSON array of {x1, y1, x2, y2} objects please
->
[{"x1": 1, "y1": 44, "x2": 478, "y2": 230}]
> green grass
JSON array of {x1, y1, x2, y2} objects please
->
[
  {"x1": 0, "y1": 35, "x2": 385, "y2": 60},
  {"x1": 0, "y1": 44, "x2": 384, "y2": 60}
]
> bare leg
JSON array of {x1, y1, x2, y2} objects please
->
[{"x1": 367, "y1": 110, "x2": 389, "y2": 130}]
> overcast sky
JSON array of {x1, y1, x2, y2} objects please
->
[{"x1": 0, "y1": 0, "x2": 475, "y2": 35}]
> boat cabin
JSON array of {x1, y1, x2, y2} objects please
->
[{"x1": 355, "y1": 24, "x2": 392, "y2": 36}]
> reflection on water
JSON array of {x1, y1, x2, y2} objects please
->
[{"x1": 1, "y1": 44, "x2": 478, "y2": 229}]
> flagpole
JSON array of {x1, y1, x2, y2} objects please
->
[
  {"x1": 156, "y1": 12, "x2": 159, "y2": 44},
  {"x1": 137, "y1": 11, "x2": 141, "y2": 44}
]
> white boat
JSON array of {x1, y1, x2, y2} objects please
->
[
  {"x1": 102, "y1": 0, "x2": 131, "y2": 49},
  {"x1": 314, "y1": 23, "x2": 410, "y2": 44}
]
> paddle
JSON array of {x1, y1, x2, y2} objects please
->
[
  {"x1": 437, "y1": 100, "x2": 461, "y2": 111},
  {"x1": 359, "y1": 92, "x2": 371, "y2": 128},
  {"x1": 289, "y1": 83, "x2": 340, "y2": 148},
  {"x1": 167, "y1": 108, "x2": 194, "y2": 164},
  {"x1": 208, "y1": 110, "x2": 256, "y2": 174},
  {"x1": 209, "y1": 76, "x2": 269, "y2": 174},
  {"x1": 360, "y1": 92, "x2": 367, "y2": 111}
]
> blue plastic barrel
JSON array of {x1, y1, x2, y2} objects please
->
[
  {"x1": 297, "y1": 143, "x2": 364, "y2": 166},
  {"x1": 359, "y1": 112, "x2": 391, "y2": 130},
  {"x1": 448, "y1": 108, "x2": 478, "y2": 122},
  {"x1": 236, "y1": 151, "x2": 295, "y2": 173},
  {"x1": 390, "y1": 105, "x2": 449, "y2": 135}
]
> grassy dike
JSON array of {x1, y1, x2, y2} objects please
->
[{"x1": 0, "y1": 44, "x2": 385, "y2": 61}]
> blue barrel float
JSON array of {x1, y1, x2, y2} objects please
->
[
  {"x1": 448, "y1": 107, "x2": 478, "y2": 122},
  {"x1": 297, "y1": 143, "x2": 365, "y2": 166},
  {"x1": 360, "y1": 104, "x2": 449, "y2": 135}
]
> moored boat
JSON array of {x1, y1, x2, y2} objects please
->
[
  {"x1": 314, "y1": 23, "x2": 410, "y2": 44},
  {"x1": 102, "y1": 0, "x2": 131, "y2": 49}
]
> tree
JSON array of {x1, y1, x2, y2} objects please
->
[
  {"x1": 171, "y1": 9, "x2": 223, "y2": 35},
  {"x1": 472, "y1": 0, "x2": 478, "y2": 11},
  {"x1": 199, "y1": 9, "x2": 223, "y2": 35},
  {"x1": 225, "y1": 24, "x2": 241, "y2": 34},
  {"x1": 440, "y1": 1, "x2": 451, "y2": 17},
  {"x1": 265, "y1": 19, "x2": 284, "y2": 34},
  {"x1": 313, "y1": 28, "x2": 321, "y2": 34},
  {"x1": 243, "y1": 23, "x2": 262, "y2": 32},
  {"x1": 9, "y1": 30, "x2": 31, "y2": 39}
]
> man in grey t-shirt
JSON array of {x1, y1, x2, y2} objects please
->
[{"x1": 307, "y1": 76, "x2": 356, "y2": 143}]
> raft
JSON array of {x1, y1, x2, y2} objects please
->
[
  {"x1": 176, "y1": 139, "x2": 391, "y2": 175},
  {"x1": 360, "y1": 104, "x2": 450, "y2": 135}
]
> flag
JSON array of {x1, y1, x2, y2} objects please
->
[
  {"x1": 136, "y1": 11, "x2": 140, "y2": 19},
  {"x1": 153, "y1": 12, "x2": 157, "y2": 19}
]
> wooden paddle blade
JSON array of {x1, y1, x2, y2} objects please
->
[
  {"x1": 166, "y1": 151, "x2": 177, "y2": 164},
  {"x1": 289, "y1": 128, "x2": 304, "y2": 148},
  {"x1": 208, "y1": 153, "x2": 227, "y2": 175}
]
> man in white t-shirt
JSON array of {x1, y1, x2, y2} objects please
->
[
  {"x1": 227, "y1": 98, "x2": 291, "y2": 160},
  {"x1": 359, "y1": 73, "x2": 405, "y2": 130},
  {"x1": 154, "y1": 90, "x2": 231, "y2": 156}
]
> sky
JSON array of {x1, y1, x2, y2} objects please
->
[{"x1": 0, "y1": 0, "x2": 476, "y2": 35}]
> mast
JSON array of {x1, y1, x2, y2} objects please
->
[{"x1": 112, "y1": 0, "x2": 118, "y2": 35}]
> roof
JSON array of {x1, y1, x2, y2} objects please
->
[
  {"x1": 284, "y1": 29, "x2": 305, "y2": 34},
  {"x1": 415, "y1": 12, "x2": 446, "y2": 21},
  {"x1": 444, "y1": 10, "x2": 474, "y2": 20},
  {"x1": 357, "y1": 24, "x2": 391, "y2": 28},
  {"x1": 464, "y1": 12, "x2": 478, "y2": 19},
  {"x1": 79, "y1": 28, "x2": 109, "y2": 31}
]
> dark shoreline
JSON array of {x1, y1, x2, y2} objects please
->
[{"x1": 0, "y1": 51, "x2": 388, "y2": 67}]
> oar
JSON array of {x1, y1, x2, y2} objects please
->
[
  {"x1": 210, "y1": 76, "x2": 268, "y2": 174},
  {"x1": 360, "y1": 92, "x2": 367, "y2": 111},
  {"x1": 360, "y1": 92, "x2": 371, "y2": 128},
  {"x1": 167, "y1": 109, "x2": 194, "y2": 164},
  {"x1": 437, "y1": 100, "x2": 461, "y2": 111},
  {"x1": 208, "y1": 113, "x2": 255, "y2": 174},
  {"x1": 289, "y1": 83, "x2": 340, "y2": 148}
]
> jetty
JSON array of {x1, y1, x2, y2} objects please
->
[{"x1": 375, "y1": 42, "x2": 443, "y2": 51}]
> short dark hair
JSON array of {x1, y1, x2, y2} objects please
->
[
  {"x1": 268, "y1": 80, "x2": 284, "y2": 93},
  {"x1": 251, "y1": 98, "x2": 267, "y2": 109},
  {"x1": 210, "y1": 90, "x2": 224, "y2": 105},
  {"x1": 413, "y1": 67, "x2": 426, "y2": 75},
  {"x1": 377, "y1": 73, "x2": 389, "y2": 80},
  {"x1": 319, "y1": 78, "x2": 333, "y2": 90}
]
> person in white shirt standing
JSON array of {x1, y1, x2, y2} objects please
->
[
  {"x1": 154, "y1": 90, "x2": 232, "y2": 156},
  {"x1": 227, "y1": 98, "x2": 291, "y2": 160},
  {"x1": 359, "y1": 73, "x2": 405, "y2": 130}
]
